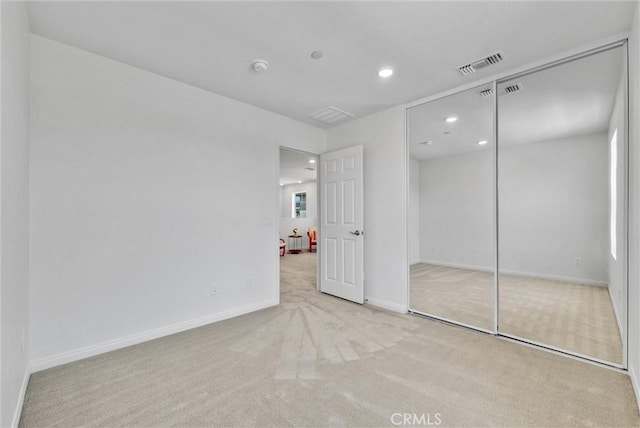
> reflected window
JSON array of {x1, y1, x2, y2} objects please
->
[{"x1": 292, "y1": 192, "x2": 307, "y2": 218}]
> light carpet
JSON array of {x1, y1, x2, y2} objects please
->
[
  {"x1": 19, "y1": 252, "x2": 639, "y2": 427},
  {"x1": 410, "y1": 263, "x2": 623, "y2": 364}
]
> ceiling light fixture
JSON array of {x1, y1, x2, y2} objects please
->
[
  {"x1": 297, "y1": 181, "x2": 302, "y2": 184},
  {"x1": 445, "y1": 116, "x2": 458, "y2": 123},
  {"x1": 251, "y1": 59, "x2": 269, "y2": 72},
  {"x1": 309, "y1": 159, "x2": 316, "y2": 164},
  {"x1": 378, "y1": 68, "x2": 393, "y2": 78},
  {"x1": 478, "y1": 140, "x2": 488, "y2": 145}
]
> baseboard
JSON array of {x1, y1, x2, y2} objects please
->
[
  {"x1": 419, "y1": 259, "x2": 493, "y2": 273},
  {"x1": 419, "y1": 259, "x2": 608, "y2": 287},
  {"x1": 11, "y1": 368, "x2": 30, "y2": 428},
  {"x1": 365, "y1": 296, "x2": 407, "y2": 313},
  {"x1": 501, "y1": 268, "x2": 608, "y2": 287},
  {"x1": 29, "y1": 299, "x2": 277, "y2": 373},
  {"x1": 630, "y1": 365, "x2": 640, "y2": 413},
  {"x1": 608, "y1": 286, "x2": 625, "y2": 338}
]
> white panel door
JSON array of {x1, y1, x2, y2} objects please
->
[{"x1": 320, "y1": 145, "x2": 364, "y2": 304}]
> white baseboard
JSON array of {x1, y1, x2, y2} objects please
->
[
  {"x1": 630, "y1": 365, "x2": 640, "y2": 413},
  {"x1": 608, "y1": 286, "x2": 624, "y2": 338},
  {"x1": 419, "y1": 259, "x2": 608, "y2": 287},
  {"x1": 419, "y1": 259, "x2": 493, "y2": 273},
  {"x1": 29, "y1": 299, "x2": 277, "y2": 373},
  {"x1": 11, "y1": 368, "x2": 30, "y2": 428},
  {"x1": 365, "y1": 296, "x2": 407, "y2": 314}
]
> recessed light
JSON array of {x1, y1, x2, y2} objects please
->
[
  {"x1": 309, "y1": 159, "x2": 316, "y2": 164},
  {"x1": 280, "y1": 183, "x2": 283, "y2": 186},
  {"x1": 478, "y1": 140, "x2": 488, "y2": 145},
  {"x1": 297, "y1": 181, "x2": 302, "y2": 184},
  {"x1": 445, "y1": 116, "x2": 458, "y2": 123},
  {"x1": 419, "y1": 140, "x2": 433, "y2": 145},
  {"x1": 378, "y1": 68, "x2": 393, "y2": 78}
]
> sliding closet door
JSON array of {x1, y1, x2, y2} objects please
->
[
  {"x1": 497, "y1": 45, "x2": 627, "y2": 365},
  {"x1": 408, "y1": 84, "x2": 495, "y2": 332}
]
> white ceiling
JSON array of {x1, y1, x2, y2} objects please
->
[
  {"x1": 279, "y1": 148, "x2": 318, "y2": 186},
  {"x1": 409, "y1": 45, "x2": 625, "y2": 160},
  {"x1": 26, "y1": 1, "x2": 637, "y2": 129}
]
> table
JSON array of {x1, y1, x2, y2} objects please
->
[{"x1": 288, "y1": 235, "x2": 302, "y2": 254}]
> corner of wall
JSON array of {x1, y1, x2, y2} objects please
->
[{"x1": 627, "y1": 0, "x2": 640, "y2": 413}]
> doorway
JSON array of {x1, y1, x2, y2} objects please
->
[{"x1": 278, "y1": 148, "x2": 320, "y2": 299}]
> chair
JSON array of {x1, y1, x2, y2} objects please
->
[
  {"x1": 307, "y1": 227, "x2": 317, "y2": 252},
  {"x1": 279, "y1": 239, "x2": 286, "y2": 256}
]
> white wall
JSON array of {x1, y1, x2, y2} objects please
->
[
  {"x1": 499, "y1": 133, "x2": 609, "y2": 284},
  {"x1": 409, "y1": 158, "x2": 420, "y2": 265},
  {"x1": 417, "y1": 133, "x2": 609, "y2": 285},
  {"x1": 418, "y1": 149, "x2": 494, "y2": 270},
  {"x1": 628, "y1": 0, "x2": 640, "y2": 411},
  {"x1": 279, "y1": 181, "x2": 318, "y2": 249},
  {"x1": 29, "y1": 35, "x2": 325, "y2": 368},
  {"x1": 1, "y1": 1, "x2": 31, "y2": 427},
  {"x1": 325, "y1": 106, "x2": 407, "y2": 313}
]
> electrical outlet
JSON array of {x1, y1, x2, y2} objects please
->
[
  {"x1": 575, "y1": 258, "x2": 582, "y2": 267},
  {"x1": 211, "y1": 283, "x2": 218, "y2": 295}
]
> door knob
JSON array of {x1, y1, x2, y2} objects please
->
[{"x1": 349, "y1": 230, "x2": 361, "y2": 236}]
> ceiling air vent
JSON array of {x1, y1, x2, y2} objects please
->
[
  {"x1": 480, "y1": 88, "x2": 494, "y2": 97},
  {"x1": 457, "y1": 51, "x2": 505, "y2": 76},
  {"x1": 503, "y1": 83, "x2": 523, "y2": 94},
  {"x1": 308, "y1": 106, "x2": 354, "y2": 125},
  {"x1": 304, "y1": 167, "x2": 316, "y2": 171}
]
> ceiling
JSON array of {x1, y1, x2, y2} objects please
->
[
  {"x1": 26, "y1": 1, "x2": 637, "y2": 129},
  {"x1": 408, "y1": 45, "x2": 625, "y2": 160},
  {"x1": 279, "y1": 148, "x2": 318, "y2": 186}
]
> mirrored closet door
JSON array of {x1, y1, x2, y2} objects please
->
[
  {"x1": 408, "y1": 84, "x2": 495, "y2": 332},
  {"x1": 497, "y1": 44, "x2": 627, "y2": 365},
  {"x1": 407, "y1": 40, "x2": 628, "y2": 367}
]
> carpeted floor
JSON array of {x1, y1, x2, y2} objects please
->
[
  {"x1": 19, "y1": 252, "x2": 639, "y2": 427},
  {"x1": 410, "y1": 263, "x2": 623, "y2": 364}
]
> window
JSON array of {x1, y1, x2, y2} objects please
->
[
  {"x1": 292, "y1": 192, "x2": 307, "y2": 218},
  {"x1": 610, "y1": 129, "x2": 617, "y2": 260}
]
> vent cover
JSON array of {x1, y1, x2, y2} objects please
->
[
  {"x1": 503, "y1": 83, "x2": 522, "y2": 94},
  {"x1": 308, "y1": 106, "x2": 354, "y2": 124},
  {"x1": 480, "y1": 88, "x2": 494, "y2": 97},
  {"x1": 304, "y1": 167, "x2": 316, "y2": 171},
  {"x1": 457, "y1": 51, "x2": 505, "y2": 76}
]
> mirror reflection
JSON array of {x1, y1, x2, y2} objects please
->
[
  {"x1": 497, "y1": 46, "x2": 626, "y2": 364},
  {"x1": 408, "y1": 84, "x2": 495, "y2": 331}
]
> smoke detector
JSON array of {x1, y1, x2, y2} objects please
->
[{"x1": 251, "y1": 59, "x2": 269, "y2": 72}]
